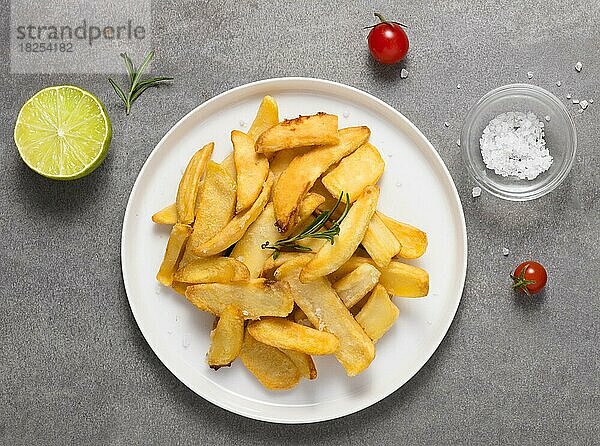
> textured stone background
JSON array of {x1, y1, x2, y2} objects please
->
[{"x1": 1, "y1": 0, "x2": 598, "y2": 444}]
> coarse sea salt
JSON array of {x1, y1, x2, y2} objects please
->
[
  {"x1": 400, "y1": 68, "x2": 408, "y2": 79},
  {"x1": 480, "y1": 111, "x2": 553, "y2": 180},
  {"x1": 472, "y1": 186, "x2": 482, "y2": 197}
]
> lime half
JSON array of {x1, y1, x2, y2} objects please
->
[{"x1": 14, "y1": 85, "x2": 111, "y2": 180}]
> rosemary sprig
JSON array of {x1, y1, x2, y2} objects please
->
[
  {"x1": 108, "y1": 50, "x2": 173, "y2": 115},
  {"x1": 262, "y1": 192, "x2": 350, "y2": 259}
]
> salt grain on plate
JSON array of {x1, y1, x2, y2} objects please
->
[
  {"x1": 457, "y1": 84, "x2": 461, "y2": 89},
  {"x1": 589, "y1": 99, "x2": 594, "y2": 104},
  {"x1": 480, "y1": 111, "x2": 553, "y2": 180},
  {"x1": 527, "y1": 71, "x2": 534, "y2": 79},
  {"x1": 239, "y1": 119, "x2": 247, "y2": 127},
  {"x1": 456, "y1": 139, "x2": 461, "y2": 147},
  {"x1": 444, "y1": 122, "x2": 449, "y2": 128},
  {"x1": 580, "y1": 100, "x2": 589, "y2": 110},
  {"x1": 556, "y1": 81, "x2": 562, "y2": 87},
  {"x1": 575, "y1": 61, "x2": 583, "y2": 72},
  {"x1": 566, "y1": 94, "x2": 572, "y2": 99},
  {"x1": 342, "y1": 111, "x2": 350, "y2": 118},
  {"x1": 400, "y1": 68, "x2": 408, "y2": 79},
  {"x1": 572, "y1": 99, "x2": 579, "y2": 104},
  {"x1": 472, "y1": 186, "x2": 482, "y2": 197},
  {"x1": 502, "y1": 248, "x2": 510, "y2": 256},
  {"x1": 545, "y1": 115, "x2": 551, "y2": 122}
]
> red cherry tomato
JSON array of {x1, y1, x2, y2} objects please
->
[
  {"x1": 511, "y1": 261, "x2": 547, "y2": 296},
  {"x1": 367, "y1": 13, "x2": 409, "y2": 65}
]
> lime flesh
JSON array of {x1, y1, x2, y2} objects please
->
[{"x1": 14, "y1": 85, "x2": 112, "y2": 180}]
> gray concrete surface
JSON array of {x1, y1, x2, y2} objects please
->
[{"x1": 1, "y1": 0, "x2": 598, "y2": 444}]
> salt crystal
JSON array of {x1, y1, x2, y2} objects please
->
[
  {"x1": 387, "y1": 153, "x2": 393, "y2": 158},
  {"x1": 182, "y1": 333, "x2": 190, "y2": 348},
  {"x1": 580, "y1": 100, "x2": 589, "y2": 110},
  {"x1": 400, "y1": 68, "x2": 408, "y2": 79},
  {"x1": 589, "y1": 99, "x2": 594, "y2": 104},
  {"x1": 566, "y1": 94, "x2": 572, "y2": 99},
  {"x1": 527, "y1": 71, "x2": 534, "y2": 79},
  {"x1": 502, "y1": 248, "x2": 510, "y2": 256},
  {"x1": 426, "y1": 320, "x2": 432, "y2": 326},
  {"x1": 545, "y1": 115, "x2": 551, "y2": 122},
  {"x1": 556, "y1": 81, "x2": 562, "y2": 87},
  {"x1": 578, "y1": 109, "x2": 584, "y2": 114},
  {"x1": 395, "y1": 182, "x2": 402, "y2": 188},
  {"x1": 315, "y1": 308, "x2": 325, "y2": 330},
  {"x1": 575, "y1": 61, "x2": 583, "y2": 72},
  {"x1": 239, "y1": 120, "x2": 247, "y2": 127},
  {"x1": 457, "y1": 84, "x2": 461, "y2": 89},
  {"x1": 342, "y1": 111, "x2": 350, "y2": 118},
  {"x1": 242, "y1": 310, "x2": 249, "y2": 317},
  {"x1": 572, "y1": 99, "x2": 579, "y2": 104},
  {"x1": 167, "y1": 329, "x2": 173, "y2": 335},
  {"x1": 456, "y1": 139, "x2": 461, "y2": 147},
  {"x1": 444, "y1": 122, "x2": 450, "y2": 128},
  {"x1": 472, "y1": 186, "x2": 482, "y2": 197}
]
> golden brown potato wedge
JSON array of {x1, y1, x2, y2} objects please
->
[
  {"x1": 248, "y1": 95, "x2": 279, "y2": 140},
  {"x1": 185, "y1": 279, "x2": 294, "y2": 319},
  {"x1": 332, "y1": 263, "x2": 381, "y2": 308},
  {"x1": 255, "y1": 112, "x2": 339, "y2": 154},
  {"x1": 362, "y1": 213, "x2": 401, "y2": 268},
  {"x1": 183, "y1": 161, "x2": 237, "y2": 265},
  {"x1": 230, "y1": 202, "x2": 282, "y2": 278},
  {"x1": 176, "y1": 143, "x2": 214, "y2": 224},
  {"x1": 152, "y1": 203, "x2": 177, "y2": 225},
  {"x1": 285, "y1": 193, "x2": 325, "y2": 236},
  {"x1": 232, "y1": 130, "x2": 269, "y2": 213},
  {"x1": 377, "y1": 212, "x2": 428, "y2": 259},
  {"x1": 322, "y1": 143, "x2": 385, "y2": 203},
  {"x1": 275, "y1": 258, "x2": 375, "y2": 376},
  {"x1": 247, "y1": 317, "x2": 339, "y2": 355},
  {"x1": 156, "y1": 223, "x2": 193, "y2": 286},
  {"x1": 300, "y1": 185, "x2": 379, "y2": 283},
  {"x1": 174, "y1": 257, "x2": 250, "y2": 283},
  {"x1": 355, "y1": 285, "x2": 399, "y2": 342},
  {"x1": 239, "y1": 331, "x2": 301, "y2": 390},
  {"x1": 330, "y1": 256, "x2": 429, "y2": 297},
  {"x1": 273, "y1": 126, "x2": 370, "y2": 231},
  {"x1": 193, "y1": 174, "x2": 273, "y2": 257},
  {"x1": 171, "y1": 281, "x2": 189, "y2": 296},
  {"x1": 207, "y1": 304, "x2": 245, "y2": 369},
  {"x1": 291, "y1": 306, "x2": 312, "y2": 327},
  {"x1": 279, "y1": 349, "x2": 317, "y2": 380},
  {"x1": 262, "y1": 252, "x2": 313, "y2": 276},
  {"x1": 220, "y1": 152, "x2": 237, "y2": 179},
  {"x1": 269, "y1": 148, "x2": 309, "y2": 183}
]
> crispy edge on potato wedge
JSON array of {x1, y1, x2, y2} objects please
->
[
  {"x1": 174, "y1": 257, "x2": 250, "y2": 283},
  {"x1": 275, "y1": 257, "x2": 375, "y2": 376},
  {"x1": 230, "y1": 202, "x2": 282, "y2": 278},
  {"x1": 207, "y1": 304, "x2": 245, "y2": 369},
  {"x1": 322, "y1": 143, "x2": 385, "y2": 203},
  {"x1": 255, "y1": 112, "x2": 339, "y2": 154},
  {"x1": 300, "y1": 185, "x2": 379, "y2": 283},
  {"x1": 239, "y1": 330, "x2": 301, "y2": 390},
  {"x1": 193, "y1": 174, "x2": 273, "y2": 257},
  {"x1": 152, "y1": 203, "x2": 177, "y2": 225},
  {"x1": 332, "y1": 263, "x2": 381, "y2": 308},
  {"x1": 156, "y1": 223, "x2": 193, "y2": 286},
  {"x1": 176, "y1": 142, "x2": 214, "y2": 224},
  {"x1": 362, "y1": 213, "x2": 401, "y2": 268},
  {"x1": 272, "y1": 126, "x2": 370, "y2": 232},
  {"x1": 248, "y1": 95, "x2": 279, "y2": 141},
  {"x1": 247, "y1": 317, "x2": 339, "y2": 355},
  {"x1": 377, "y1": 212, "x2": 428, "y2": 259},
  {"x1": 185, "y1": 279, "x2": 294, "y2": 319},
  {"x1": 330, "y1": 256, "x2": 429, "y2": 298},
  {"x1": 284, "y1": 193, "x2": 326, "y2": 236},
  {"x1": 232, "y1": 130, "x2": 269, "y2": 213},
  {"x1": 355, "y1": 285, "x2": 399, "y2": 342},
  {"x1": 279, "y1": 349, "x2": 317, "y2": 380}
]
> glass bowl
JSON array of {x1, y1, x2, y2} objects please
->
[{"x1": 461, "y1": 84, "x2": 576, "y2": 201}]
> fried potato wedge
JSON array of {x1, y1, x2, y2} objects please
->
[
  {"x1": 156, "y1": 223, "x2": 193, "y2": 286},
  {"x1": 239, "y1": 331, "x2": 301, "y2": 390},
  {"x1": 207, "y1": 305, "x2": 245, "y2": 369},
  {"x1": 269, "y1": 148, "x2": 309, "y2": 183},
  {"x1": 176, "y1": 142, "x2": 214, "y2": 224},
  {"x1": 232, "y1": 130, "x2": 269, "y2": 213},
  {"x1": 285, "y1": 193, "x2": 326, "y2": 236},
  {"x1": 322, "y1": 143, "x2": 385, "y2": 202},
  {"x1": 377, "y1": 212, "x2": 428, "y2": 259},
  {"x1": 300, "y1": 185, "x2": 379, "y2": 282},
  {"x1": 248, "y1": 95, "x2": 279, "y2": 141},
  {"x1": 193, "y1": 174, "x2": 273, "y2": 257},
  {"x1": 220, "y1": 152, "x2": 237, "y2": 179},
  {"x1": 330, "y1": 256, "x2": 429, "y2": 297},
  {"x1": 273, "y1": 126, "x2": 370, "y2": 231},
  {"x1": 185, "y1": 279, "x2": 294, "y2": 319},
  {"x1": 291, "y1": 306, "x2": 312, "y2": 327},
  {"x1": 183, "y1": 161, "x2": 237, "y2": 264},
  {"x1": 262, "y1": 252, "x2": 313, "y2": 276},
  {"x1": 174, "y1": 257, "x2": 250, "y2": 283},
  {"x1": 355, "y1": 285, "x2": 399, "y2": 342},
  {"x1": 362, "y1": 213, "x2": 401, "y2": 268},
  {"x1": 332, "y1": 263, "x2": 381, "y2": 308},
  {"x1": 171, "y1": 281, "x2": 189, "y2": 296},
  {"x1": 279, "y1": 349, "x2": 317, "y2": 380},
  {"x1": 152, "y1": 203, "x2": 177, "y2": 225},
  {"x1": 275, "y1": 258, "x2": 375, "y2": 376},
  {"x1": 255, "y1": 112, "x2": 339, "y2": 154},
  {"x1": 247, "y1": 317, "x2": 339, "y2": 355},
  {"x1": 230, "y1": 202, "x2": 282, "y2": 278}
]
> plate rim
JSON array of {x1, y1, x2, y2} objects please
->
[{"x1": 121, "y1": 76, "x2": 468, "y2": 424}]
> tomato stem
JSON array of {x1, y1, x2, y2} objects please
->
[
  {"x1": 511, "y1": 263, "x2": 536, "y2": 297},
  {"x1": 374, "y1": 12, "x2": 387, "y2": 23}
]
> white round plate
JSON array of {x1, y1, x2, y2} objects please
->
[{"x1": 121, "y1": 77, "x2": 467, "y2": 424}]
